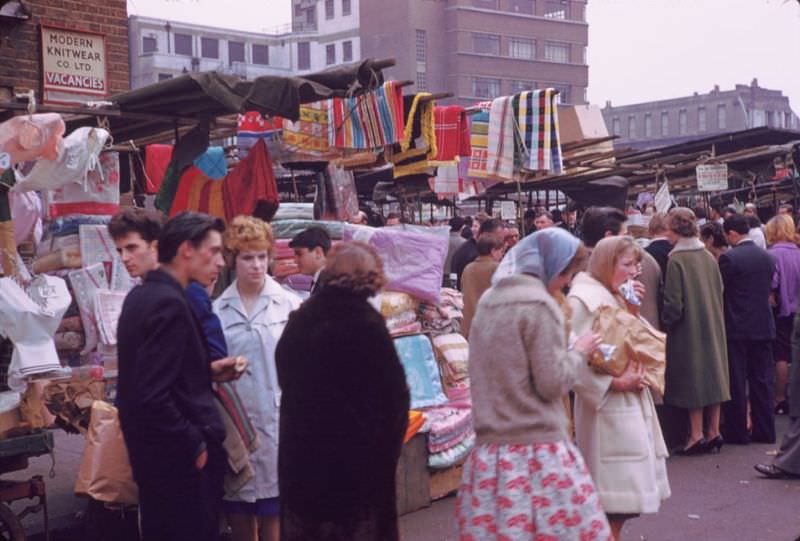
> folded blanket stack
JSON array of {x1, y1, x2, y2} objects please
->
[
  {"x1": 419, "y1": 288, "x2": 464, "y2": 335},
  {"x1": 423, "y1": 405, "x2": 475, "y2": 469}
]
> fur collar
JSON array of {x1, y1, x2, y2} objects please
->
[{"x1": 670, "y1": 236, "x2": 705, "y2": 254}]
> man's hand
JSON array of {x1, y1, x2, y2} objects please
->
[
  {"x1": 210, "y1": 357, "x2": 247, "y2": 382},
  {"x1": 195, "y1": 449, "x2": 208, "y2": 471}
]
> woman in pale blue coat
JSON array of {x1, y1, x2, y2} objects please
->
[{"x1": 213, "y1": 216, "x2": 301, "y2": 541}]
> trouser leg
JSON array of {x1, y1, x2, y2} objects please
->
[
  {"x1": 722, "y1": 340, "x2": 749, "y2": 444},
  {"x1": 748, "y1": 341, "x2": 776, "y2": 443}
]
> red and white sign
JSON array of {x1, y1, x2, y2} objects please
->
[{"x1": 41, "y1": 25, "x2": 108, "y2": 103}]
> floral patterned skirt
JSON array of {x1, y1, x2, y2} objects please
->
[{"x1": 455, "y1": 441, "x2": 612, "y2": 541}]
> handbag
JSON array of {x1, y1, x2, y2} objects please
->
[{"x1": 75, "y1": 400, "x2": 139, "y2": 505}]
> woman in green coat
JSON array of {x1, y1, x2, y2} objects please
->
[{"x1": 661, "y1": 208, "x2": 731, "y2": 455}]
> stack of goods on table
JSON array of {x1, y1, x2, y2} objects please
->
[{"x1": 357, "y1": 222, "x2": 474, "y2": 471}]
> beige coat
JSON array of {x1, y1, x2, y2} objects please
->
[{"x1": 568, "y1": 272, "x2": 671, "y2": 514}]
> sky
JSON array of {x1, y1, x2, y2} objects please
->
[{"x1": 126, "y1": 0, "x2": 800, "y2": 111}]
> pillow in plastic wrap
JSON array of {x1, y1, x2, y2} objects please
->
[
  {"x1": 393, "y1": 334, "x2": 447, "y2": 409},
  {"x1": 345, "y1": 224, "x2": 449, "y2": 304}
]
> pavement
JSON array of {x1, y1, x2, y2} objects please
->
[{"x1": 6, "y1": 417, "x2": 800, "y2": 540}]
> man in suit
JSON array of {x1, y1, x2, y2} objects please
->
[
  {"x1": 117, "y1": 212, "x2": 242, "y2": 541},
  {"x1": 290, "y1": 227, "x2": 331, "y2": 296},
  {"x1": 451, "y1": 218, "x2": 504, "y2": 290},
  {"x1": 645, "y1": 212, "x2": 673, "y2": 277},
  {"x1": 720, "y1": 214, "x2": 777, "y2": 444}
]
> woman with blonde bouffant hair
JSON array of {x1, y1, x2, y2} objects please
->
[
  {"x1": 212, "y1": 215, "x2": 302, "y2": 541},
  {"x1": 765, "y1": 214, "x2": 800, "y2": 414},
  {"x1": 275, "y1": 242, "x2": 410, "y2": 541}
]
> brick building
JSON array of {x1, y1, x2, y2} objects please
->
[
  {"x1": 602, "y1": 79, "x2": 800, "y2": 150},
  {"x1": 0, "y1": 0, "x2": 129, "y2": 103}
]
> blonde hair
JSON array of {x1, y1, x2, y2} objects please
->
[
  {"x1": 321, "y1": 242, "x2": 387, "y2": 297},
  {"x1": 223, "y1": 215, "x2": 273, "y2": 261},
  {"x1": 588, "y1": 236, "x2": 643, "y2": 292},
  {"x1": 765, "y1": 214, "x2": 796, "y2": 245}
]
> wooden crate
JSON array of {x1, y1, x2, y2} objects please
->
[
  {"x1": 395, "y1": 434, "x2": 431, "y2": 516},
  {"x1": 429, "y1": 462, "x2": 463, "y2": 501}
]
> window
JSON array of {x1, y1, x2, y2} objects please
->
[
  {"x1": 174, "y1": 33, "x2": 192, "y2": 56},
  {"x1": 298, "y1": 42, "x2": 311, "y2": 70},
  {"x1": 306, "y1": 7, "x2": 316, "y2": 24},
  {"x1": 717, "y1": 104, "x2": 727, "y2": 130},
  {"x1": 551, "y1": 83, "x2": 571, "y2": 104},
  {"x1": 544, "y1": 0, "x2": 569, "y2": 19},
  {"x1": 509, "y1": 0, "x2": 534, "y2": 14},
  {"x1": 612, "y1": 117, "x2": 621, "y2": 136},
  {"x1": 786, "y1": 113, "x2": 794, "y2": 129},
  {"x1": 644, "y1": 113, "x2": 652, "y2": 137},
  {"x1": 326, "y1": 44, "x2": 335, "y2": 65},
  {"x1": 294, "y1": 3, "x2": 303, "y2": 16},
  {"x1": 698, "y1": 107, "x2": 706, "y2": 132},
  {"x1": 509, "y1": 80, "x2": 535, "y2": 94},
  {"x1": 472, "y1": 77, "x2": 501, "y2": 99},
  {"x1": 252, "y1": 44, "x2": 269, "y2": 65},
  {"x1": 473, "y1": 33, "x2": 500, "y2": 55},
  {"x1": 509, "y1": 38, "x2": 534, "y2": 60},
  {"x1": 415, "y1": 30, "x2": 427, "y2": 63},
  {"x1": 229, "y1": 41, "x2": 245, "y2": 64},
  {"x1": 201, "y1": 37, "x2": 218, "y2": 59},
  {"x1": 661, "y1": 112, "x2": 669, "y2": 136},
  {"x1": 342, "y1": 0, "x2": 351, "y2": 16},
  {"x1": 767, "y1": 111, "x2": 776, "y2": 128},
  {"x1": 158, "y1": 73, "x2": 172, "y2": 81},
  {"x1": 325, "y1": 0, "x2": 334, "y2": 19},
  {"x1": 142, "y1": 36, "x2": 157, "y2": 54},
  {"x1": 416, "y1": 71, "x2": 427, "y2": 91},
  {"x1": 544, "y1": 42, "x2": 569, "y2": 63},
  {"x1": 628, "y1": 115, "x2": 636, "y2": 139},
  {"x1": 342, "y1": 40, "x2": 353, "y2": 62},
  {"x1": 678, "y1": 109, "x2": 688, "y2": 135},
  {"x1": 473, "y1": 0, "x2": 499, "y2": 8}
]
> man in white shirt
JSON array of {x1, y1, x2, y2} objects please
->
[{"x1": 289, "y1": 227, "x2": 331, "y2": 297}]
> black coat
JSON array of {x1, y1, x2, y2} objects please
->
[
  {"x1": 117, "y1": 269, "x2": 225, "y2": 481},
  {"x1": 276, "y1": 286, "x2": 409, "y2": 541},
  {"x1": 719, "y1": 240, "x2": 776, "y2": 341},
  {"x1": 451, "y1": 238, "x2": 478, "y2": 290},
  {"x1": 645, "y1": 239, "x2": 672, "y2": 277}
]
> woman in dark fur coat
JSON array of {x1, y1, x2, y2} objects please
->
[{"x1": 276, "y1": 241, "x2": 410, "y2": 541}]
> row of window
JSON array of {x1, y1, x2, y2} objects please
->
[
  {"x1": 472, "y1": 0, "x2": 578, "y2": 21},
  {"x1": 324, "y1": 40, "x2": 354, "y2": 66},
  {"x1": 471, "y1": 33, "x2": 579, "y2": 64},
  {"x1": 471, "y1": 77, "x2": 576, "y2": 103},
  {"x1": 143, "y1": 35, "x2": 270, "y2": 65},
  {"x1": 611, "y1": 105, "x2": 728, "y2": 139},
  {"x1": 322, "y1": 0, "x2": 352, "y2": 19}
]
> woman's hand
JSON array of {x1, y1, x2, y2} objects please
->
[
  {"x1": 624, "y1": 280, "x2": 646, "y2": 316},
  {"x1": 210, "y1": 357, "x2": 247, "y2": 382},
  {"x1": 611, "y1": 362, "x2": 647, "y2": 393},
  {"x1": 573, "y1": 331, "x2": 602, "y2": 357}
]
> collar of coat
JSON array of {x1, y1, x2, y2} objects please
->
[
  {"x1": 568, "y1": 271, "x2": 622, "y2": 313},
  {"x1": 215, "y1": 275, "x2": 299, "y2": 317},
  {"x1": 670, "y1": 236, "x2": 705, "y2": 254}
]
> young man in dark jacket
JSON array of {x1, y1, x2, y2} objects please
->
[{"x1": 117, "y1": 212, "x2": 242, "y2": 541}]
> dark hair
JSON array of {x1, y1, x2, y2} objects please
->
[
  {"x1": 581, "y1": 206, "x2": 627, "y2": 248},
  {"x1": 289, "y1": 227, "x2": 332, "y2": 254},
  {"x1": 723, "y1": 214, "x2": 750, "y2": 235},
  {"x1": 551, "y1": 209, "x2": 563, "y2": 223},
  {"x1": 723, "y1": 206, "x2": 738, "y2": 217},
  {"x1": 108, "y1": 208, "x2": 163, "y2": 243},
  {"x1": 524, "y1": 208, "x2": 536, "y2": 220},
  {"x1": 700, "y1": 222, "x2": 729, "y2": 248},
  {"x1": 746, "y1": 215, "x2": 761, "y2": 228},
  {"x1": 157, "y1": 211, "x2": 225, "y2": 264},
  {"x1": 565, "y1": 202, "x2": 579, "y2": 214},
  {"x1": 668, "y1": 207, "x2": 698, "y2": 238},
  {"x1": 693, "y1": 206, "x2": 708, "y2": 220},
  {"x1": 476, "y1": 235, "x2": 503, "y2": 256},
  {"x1": 478, "y1": 218, "x2": 504, "y2": 237},
  {"x1": 535, "y1": 210, "x2": 553, "y2": 220},
  {"x1": 449, "y1": 216, "x2": 465, "y2": 232}
]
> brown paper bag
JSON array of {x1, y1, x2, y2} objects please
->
[
  {"x1": 75, "y1": 401, "x2": 139, "y2": 504},
  {"x1": 590, "y1": 305, "x2": 667, "y2": 395}
]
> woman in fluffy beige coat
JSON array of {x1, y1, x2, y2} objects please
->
[{"x1": 568, "y1": 236, "x2": 671, "y2": 540}]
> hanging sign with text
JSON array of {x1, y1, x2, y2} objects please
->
[
  {"x1": 41, "y1": 26, "x2": 108, "y2": 103},
  {"x1": 696, "y1": 163, "x2": 729, "y2": 192}
]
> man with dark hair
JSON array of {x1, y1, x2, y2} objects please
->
[
  {"x1": 722, "y1": 206, "x2": 738, "y2": 221},
  {"x1": 720, "y1": 214, "x2": 777, "y2": 445},
  {"x1": 709, "y1": 205, "x2": 724, "y2": 224},
  {"x1": 108, "y1": 208, "x2": 163, "y2": 278},
  {"x1": 534, "y1": 210, "x2": 554, "y2": 230},
  {"x1": 580, "y1": 206, "x2": 628, "y2": 249},
  {"x1": 444, "y1": 216, "x2": 467, "y2": 279},
  {"x1": 289, "y1": 227, "x2": 332, "y2": 296},
  {"x1": 460, "y1": 235, "x2": 504, "y2": 339},
  {"x1": 451, "y1": 218, "x2": 504, "y2": 290},
  {"x1": 645, "y1": 212, "x2": 673, "y2": 276},
  {"x1": 385, "y1": 212, "x2": 401, "y2": 226},
  {"x1": 117, "y1": 211, "x2": 242, "y2": 541},
  {"x1": 560, "y1": 203, "x2": 581, "y2": 237},
  {"x1": 523, "y1": 208, "x2": 537, "y2": 237}
]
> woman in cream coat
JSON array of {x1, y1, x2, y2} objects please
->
[{"x1": 568, "y1": 236, "x2": 670, "y2": 540}]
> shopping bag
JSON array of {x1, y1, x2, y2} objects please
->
[
  {"x1": 75, "y1": 400, "x2": 139, "y2": 505},
  {"x1": 589, "y1": 305, "x2": 630, "y2": 377}
]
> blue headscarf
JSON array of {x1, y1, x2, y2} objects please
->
[{"x1": 492, "y1": 227, "x2": 580, "y2": 286}]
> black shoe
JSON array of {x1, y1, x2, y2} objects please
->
[
  {"x1": 775, "y1": 400, "x2": 789, "y2": 415},
  {"x1": 754, "y1": 463, "x2": 800, "y2": 479},
  {"x1": 675, "y1": 438, "x2": 708, "y2": 456},
  {"x1": 706, "y1": 435, "x2": 724, "y2": 454}
]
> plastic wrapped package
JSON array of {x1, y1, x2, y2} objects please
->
[
  {"x1": 0, "y1": 113, "x2": 65, "y2": 172},
  {"x1": 385, "y1": 310, "x2": 419, "y2": 332},
  {"x1": 9, "y1": 191, "x2": 42, "y2": 245},
  {"x1": 345, "y1": 224, "x2": 449, "y2": 304},
  {"x1": 31, "y1": 247, "x2": 81, "y2": 274},
  {"x1": 47, "y1": 151, "x2": 120, "y2": 217},
  {"x1": 393, "y1": 334, "x2": 448, "y2": 409},
  {"x1": 432, "y1": 333, "x2": 469, "y2": 385},
  {"x1": 67, "y1": 263, "x2": 108, "y2": 355},
  {"x1": 378, "y1": 291, "x2": 419, "y2": 318}
]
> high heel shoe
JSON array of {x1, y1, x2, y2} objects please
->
[
  {"x1": 674, "y1": 438, "x2": 708, "y2": 456},
  {"x1": 705, "y1": 435, "x2": 724, "y2": 454}
]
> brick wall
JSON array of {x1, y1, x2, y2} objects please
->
[{"x1": 0, "y1": 0, "x2": 129, "y2": 98}]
